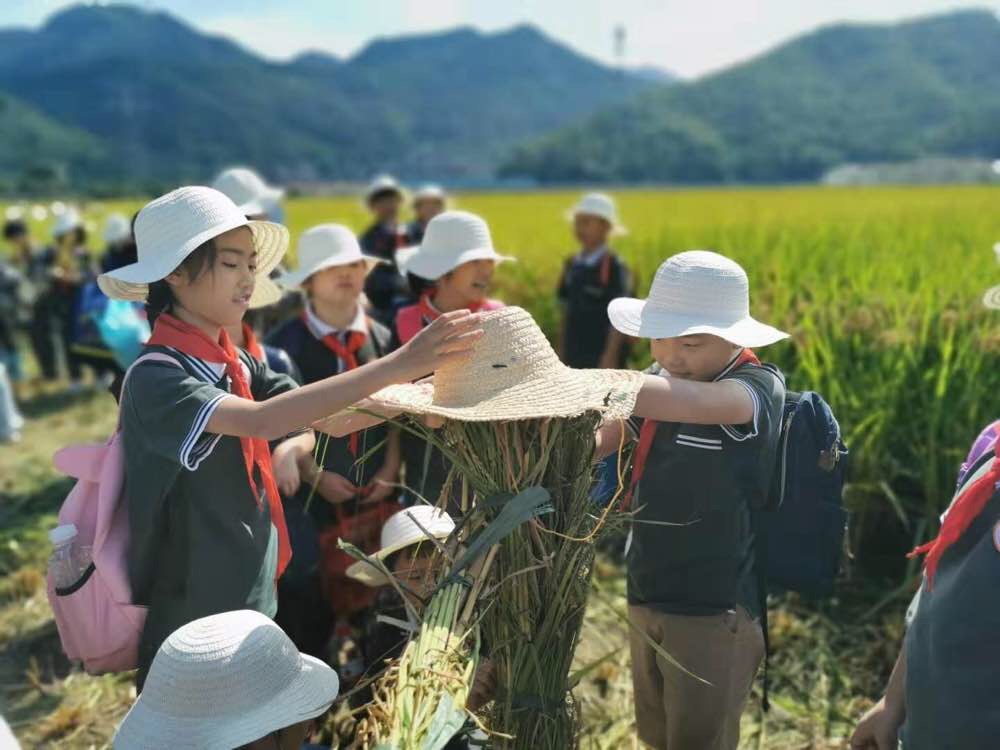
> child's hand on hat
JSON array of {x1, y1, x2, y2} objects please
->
[{"x1": 395, "y1": 309, "x2": 483, "y2": 381}]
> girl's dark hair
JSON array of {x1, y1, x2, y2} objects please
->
[
  {"x1": 406, "y1": 271, "x2": 436, "y2": 299},
  {"x1": 145, "y1": 239, "x2": 217, "y2": 327}
]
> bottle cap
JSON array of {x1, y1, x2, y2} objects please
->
[{"x1": 48, "y1": 524, "x2": 78, "y2": 545}]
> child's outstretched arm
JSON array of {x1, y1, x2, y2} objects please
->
[
  {"x1": 633, "y1": 375, "x2": 755, "y2": 426},
  {"x1": 208, "y1": 311, "x2": 482, "y2": 441}
]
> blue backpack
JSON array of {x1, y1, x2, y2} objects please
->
[{"x1": 756, "y1": 378, "x2": 849, "y2": 599}]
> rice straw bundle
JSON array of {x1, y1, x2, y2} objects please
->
[{"x1": 421, "y1": 413, "x2": 613, "y2": 749}]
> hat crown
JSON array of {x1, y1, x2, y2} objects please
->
[
  {"x1": 433, "y1": 306, "x2": 561, "y2": 408},
  {"x1": 421, "y1": 210, "x2": 493, "y2": 261},
  {"x1": 213, "y1": 168, "x2": 270, "y2": 206},
  {"x1": 381, "y1": 506, "x2": 454, "y2": 550},
  {"x1": 133, "y1": 186, "x2": 245, "y2": 268},
  {"x1": 647, "y1": 250, "x2": 751, "y2": 327},
  {"x1": 141, "y1": 610, "x2": 301, "y2": 720},
  {"x1": 296, "y1": 224, "x2": 362, "y2": 270},
  {"x1": 53, "y1": 207, "x2": 82, "y2": 237},
  {"x1": 104, "y1": 213, "x2": 131, "y2": 244}
]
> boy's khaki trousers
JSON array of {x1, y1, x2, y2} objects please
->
[{"x1": 628, "y1": 604, "x2": 765, "y2": 750}]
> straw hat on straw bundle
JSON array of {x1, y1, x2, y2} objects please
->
[{"x1": 371, "y1": 306, "x2": 643, "y2": 422}]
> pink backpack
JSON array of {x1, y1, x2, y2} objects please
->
[{"x1": 47, "y1": 352, "x2": 179, "y2": 674}]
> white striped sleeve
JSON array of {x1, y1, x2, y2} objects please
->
[
  {"x1": 721, "y1": 377, "x2": 761, "y2": 442},
  {"x1": 179, "y1": 393, "x2": 233, "y2": 470}
]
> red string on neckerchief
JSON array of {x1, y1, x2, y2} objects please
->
[
  {"x1": 242, "y1": 322, "x2": 264, "y2": 362},
  {"x1": 908, "y1": 438, "x2": 1000, "y2": 590},
  {"x1": 147, "y1": 313, "x2": 291, "y2": 579},
  {"x1": 316, "y1": 324, "x2": 367, "y2": 457},
  {"x1": 622, "y1": 348, "x2": 762, "y2": 510}
]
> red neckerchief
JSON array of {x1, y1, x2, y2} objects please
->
[
  {"x1": 418, "y1": 293, "x2": 488, "y2": 324},
  {"x1": 623, "y1": 348, "x2": 762, "y2": 509},
  {"x1": 242, "y1": 322, "x2": 264, "y2": 362},
  {"x1": 303, "y1": 310, "x2": 368, "y2": 456},
  {"x1": 147, "y1": 313, "x2": 291, "y2": 579},
  {"x1": 909, "y1": 438, "x2": 1000, "y2": 590}
]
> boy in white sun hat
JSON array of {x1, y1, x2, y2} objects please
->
[
  {"x1": 392, "y1": 210, "x2": 513, "y2": 516},
  {"x1": 112, "y1": 609, "x2": 339, "y2": 749},
  {"x1": 558, "y1": 192, "x2": 632, "y2": 369},
  {"x1": 407, "y1": 183, "x2": 448, "y2": 244},
  {"x1": 595, "y1": 249, "x2": 788, "y2": 750},
  {"x1": 267, "y1": 223, "x2": 402, "y2": 658},
  {"x1": 95, "y1": 186, "x2": 482, "y2": 689},
  {"x1": 361, "y1": 174, "x2": 414, "y2": 324}
]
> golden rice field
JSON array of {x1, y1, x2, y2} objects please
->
[{"x1": 2, "y1": 185, "x2": 999, "y2": 748}]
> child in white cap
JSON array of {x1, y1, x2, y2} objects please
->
[
  {"x1": 360, "y1": 175, "x2": 413, "y2": 323},
  {"x1": 596, "y1": 250, "x2": 789, "y2": 750},
  {"x1": 407, "y1": 183, "x2": 448, "y2": 244},
  {"x1": 112, "y1": 609, "x2": 339, "y2": 749},
  {"x1": 96, "y1": 186, "x2": 482, "y2": 689}
]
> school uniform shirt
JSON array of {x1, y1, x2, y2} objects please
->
[
  {"x1": 120, "y1": 344, "x2": 299, "y2": 683},
  {"x1": 266, "y1": 304, "x2": 393, "y2": 493},
  {"x1": 902, "y1": 444, "x2": 1000, "y2": 748},
  {"x1": 557, "y1": 246, "x2": 632, "y2": 369},
  {"x1": 627, "y1": 359, "x2": 785, "y2": 619},
  {"x1": 360, "y1": 222, "x2": 414, "y2": 321}
]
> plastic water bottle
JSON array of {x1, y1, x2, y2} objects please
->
[{"x1": 48, "y1": 524, "x2": 91, "y2": 590}]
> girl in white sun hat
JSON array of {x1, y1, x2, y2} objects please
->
[
  {"x1": 407, "y1": 183, "x2": 449, "y2": 244},
  {"x1": 112, "y1": 609, "x2": 339, "y2": 749},
  {"x1": 95, "y1": 186, "x2": 482, "y2": 689},
  {"x1": 212, "y1": 166, "x2": 286, "y2": 223},
  {"x1": 391, "y1": 210, "x2": 514, "y2": 516},
  {"x1": 594, "y1": 249, "x2": 789, "y2": 750}
]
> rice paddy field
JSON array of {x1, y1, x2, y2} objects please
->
[{"x1": 2, "y1": 185, "x2": 999, "y2": 748}]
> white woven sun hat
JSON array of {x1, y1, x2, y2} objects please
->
[
  {"x1": 567, "y1": 192, "x2": 626, "y2": 236},
  {"x1": 212, "y1": 167, "x2": 285, "y2": 217},
  {"x1": 103, "y1": 212, "x2": 132, "y2": 245},
  {"x1": 413, "y1": 183, "x2": 447, "y2": 205},
  {"x1": 52, "y1": 207, "x2": 83, "y2": 238},
  {"x1": 608, "y1": 250, "x2": 787, "y2": 347},
  {"x1": 983, "y1": 242, "x2": 1000, "y2": 310},
  {"x1": 405, "y1": 210, "x2": 515, "y2": 281},
  {"x1": 277, "y1": 223, "x2": 383, "y2": 289},
  {"x1": 97, "y1": 186, "x2": 288, "y2": 306},
  {"x1": 372, "y1": 306, "x2": 643, "y2": 422},
  {"x1": 112, "y1": 610, "x2": 339, "y2": 749},
  {"x1": 347, "y1": 505, "x2": 456, "y2": 587},
  {"x1": 365, "y1": 174, "x2": 406, "y2": 204}
]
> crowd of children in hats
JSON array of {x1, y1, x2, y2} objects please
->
[{"x1": 16, "y1": 166, "x2": 997, "y2": 750}]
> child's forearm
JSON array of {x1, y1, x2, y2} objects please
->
[
  {"x1": 633, "y1": 374, "x2": 755, "y2": 425},
  {"x1": 595, "y1": 420, "x2": 632, "y2": 460},
  {"x1": 210, "y1": 352, "x2": 410, "y2": 441}
]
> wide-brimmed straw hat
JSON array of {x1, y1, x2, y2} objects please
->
[
  {"x1": 983, "y1": 242, "x2": 1000, "y2": 310},
  {"x1": 277, "y1": 223, "x2": 383, "y2": 288},
  {"x1": 212, "y1": 167, "x2": 285, "y2": 217},
  {"x1": 404, "y1": 210, "x2": 515, "y2": 281},
  {"x1": 97, "y1": 186, "x2": 288, "y2": 306},
  {"x1": 608, "y1": 250, "x2": 788, "y2": 347},
  {"x1": 113, "y1": 610, "x2": 339, "y2": 749},
  {"x1": 567, "y1": 192, "x2": 626, "y2": 236},
  {"x1": 372, "y1": 306, "x2": 643, "y2": 422},
  {"x1": 347, "y1": 505, "x2": 455, "y2": 587},
  {"x1": 103, "y1": 212, "x2": 132, "y2": 245},
  {"x1": 365, "y1": 174, "x2": 406, "y2": 204}
]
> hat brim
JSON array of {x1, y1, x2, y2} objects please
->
[
  {"x1": 346, "y1": 531, "x2": 451, "y2": 587},
  {"x1": 370, "y1": 366, "x2": 643, "y2": 424},
  {"x1": 112, "y1": 653, "x2": 338, "y2": 749},
  {"x1": 984, "y1": 285, "x2": 1000, "y2": 310},
  {"x1": 566, "y1": 209, "x2": 627, "y2": 236},
  {"x1": 250, "y1": 277, "x2": 284, "y2": 309},
  {"x1": 98, "y1": 220, "x2": 289, "y2": 302},
  {"x1": 277, "y1": 254, "x2": 384, "y2": 289},
  {"x1": 237, "y1": 187, "x2": 285, "y2": 218},
  {"x1": 407, "y1": 246, "x2": 516, "y2": 281},
  {"x1": 366, "y1": 186, "x2": 407, "y2": 204},
  {"x1": 608, "y1": 297, "x2": 789, "y2": 348}
]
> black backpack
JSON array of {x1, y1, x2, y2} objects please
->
[{"x1": 756, "y1": 374, "x2": 849, "y2": 599}]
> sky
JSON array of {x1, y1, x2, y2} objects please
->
[{"x1": 4, "y1": 0, "x2": 998, "y2": 78}]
